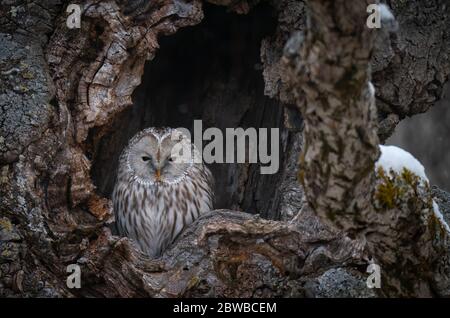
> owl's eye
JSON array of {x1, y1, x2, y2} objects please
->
[
  {"x1": 168, "y1": 156, "x2": 174, "y2": 162},
  {"x1": 142, "y1": 156, "x2": 151, "y2": 162}
]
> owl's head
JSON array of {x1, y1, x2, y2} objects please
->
[{"x1": 124, "y1": 128, "x2": 196, "y2": 185}]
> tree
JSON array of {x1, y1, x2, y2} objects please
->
[{"x1": 0, "y1": 0, "x2": 449, "y2": 297}]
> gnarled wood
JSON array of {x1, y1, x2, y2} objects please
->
[
  {"x1": 1, "y1": 0, "x2": 450, "y2": 298},
  {"x1": 284, "y1": 0, "x2": 450, "y2": 297}
]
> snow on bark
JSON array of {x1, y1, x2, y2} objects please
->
[{"x1": 377, "y1": 145, "x2": 450, "y2": 233}]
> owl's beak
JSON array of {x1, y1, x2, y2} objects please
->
[{"x1": 155, "y1": 169, "x2": 161, "y2": 181}]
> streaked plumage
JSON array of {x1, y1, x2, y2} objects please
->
[{"x1": 112, "y1": 127, "x2": 214, "y2": 257}]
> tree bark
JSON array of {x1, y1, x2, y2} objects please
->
[
  {"x1": 284, "y1": 0, "x2": 380, "y2": 234},
  {"x1": 0, "y1": 0, "x2": 450, "y2": 297},
  {"x1": 284, "y1": 0, "x2": 450, "y2": 296}
]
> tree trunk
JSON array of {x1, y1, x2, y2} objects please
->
[
  {"x1": 0, "y1": 0, "x2": 450, "y2": 297},
  {"x1": 284, "y1": 0, "x2": 450, "y2": 297}
]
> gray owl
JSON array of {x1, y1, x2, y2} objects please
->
[{"x1": 112, "y1": 127, "x2": 214, "y2": 257}]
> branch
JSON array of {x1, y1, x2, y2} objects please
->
[
  {"x1": 284, "y1": 0, "x2": 450, "y2": 296},
  {"x1": 284, "y1": 0, "x2": 379, "y2": 233}
]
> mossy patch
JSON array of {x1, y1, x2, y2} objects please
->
[
  {"x1": 374, "y1": 167, "x2": 404, "y2": 209},
  {"x1": 400, "y1": 168, "x2": 420, "y2": 188},
  {"x1": 374, "y1": 165, "x2": 448, "y2": 239},
  {"x1": 0, "y1": 217, "x2": 13, "y2": 232},
  {"x1": 21, "y1": 71, "x2": 34, "y2": 79},
  {"x1": 374, "y1": 166, "x2": 427, "y2": 210}
]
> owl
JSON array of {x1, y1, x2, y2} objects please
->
[{"x1": 112, "y1": 127, "x2": 214, "y2": 257}]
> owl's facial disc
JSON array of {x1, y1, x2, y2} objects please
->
[
  {"x1": 127, "y1": 132, "x2": 192, "y2": 185},
  {"x1": 155, "y1": 139, "x2": 191, "y2": 183},
  {"x1": 141, "y1": 154, "x2": 160, "y2": 181}
]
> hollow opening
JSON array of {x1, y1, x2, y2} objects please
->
[{"x1": 90, "y1": 3, "x2": 301, "y2": 220}]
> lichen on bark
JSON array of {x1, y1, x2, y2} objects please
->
[{"x1": 1, "y1": 0, "x2": 450, "y2": 298}]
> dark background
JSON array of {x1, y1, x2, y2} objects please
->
[{"x1": 387, "y1": 83, "x2": 450, "y2": 192}]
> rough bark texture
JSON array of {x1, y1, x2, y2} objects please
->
[
  {"x1": 0, "y1": 0, "x2": 450, "y2": 298},
  {"x1": 284, "y1": 0, "x2": 380, "y2": 233},
  {"x1": 373, "y1": 0, "x2": 450, "y2": 140},
  {"x1": 284, "y1": 0, "x2": 450, "y2": 297},
  {"x1": 0, "y1": 0, "x2": 310, "y2": 298},
  {"x1": 260, "y1": 0, "x2": 450, "y2": 142}
]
